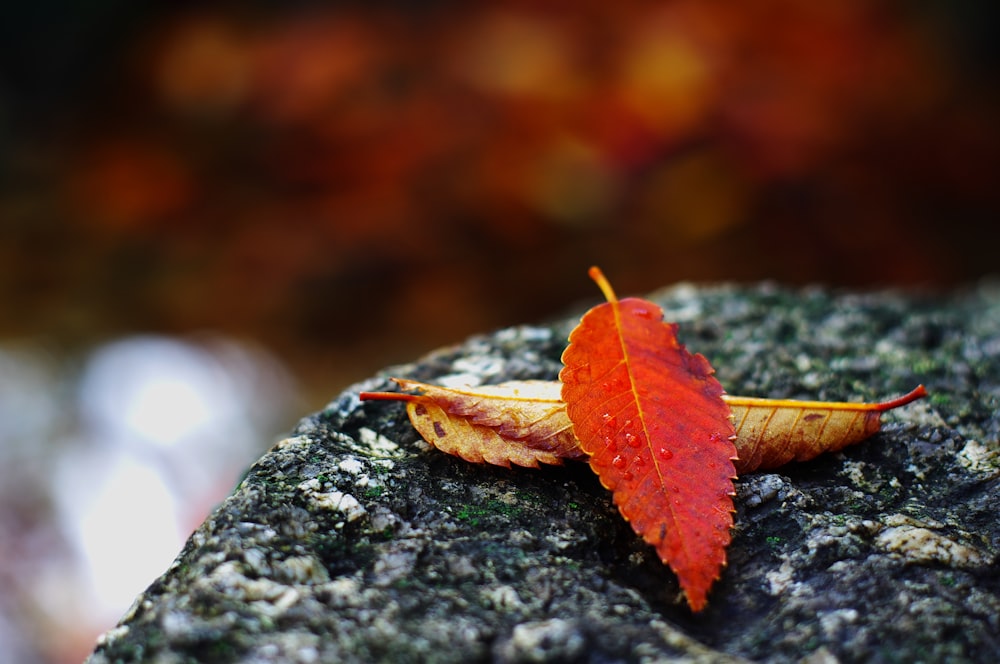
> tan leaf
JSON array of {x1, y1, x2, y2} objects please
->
[
  {"x1": 360, "y1": 379, "x2": 584, "y2": 468},
  {"x1": 362, "y1": 380, "x2": 926, "y2": 474},
  {"x1": 725, "y1": 385, "x2": 927, "y2": 472}
]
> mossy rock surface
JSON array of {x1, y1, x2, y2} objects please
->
[{"x1": 88, "y1": 282, "x2": 1000, "y2": 663}]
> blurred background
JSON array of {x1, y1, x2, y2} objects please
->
[{"x1": 1, "y1": 1, "x2": 998, "y2": 661}]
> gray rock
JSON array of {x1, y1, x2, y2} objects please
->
[{"x1": 87, "y1": 282, "x2": 1000, "y2": 663}]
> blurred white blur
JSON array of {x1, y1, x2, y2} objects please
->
[{"x1": 0, "y1": 336, "x2": 301, "y2": 663}]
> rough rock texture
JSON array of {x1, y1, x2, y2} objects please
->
[{"x1": 88, "y1": 282, "x2": 1000, "y2": 663}]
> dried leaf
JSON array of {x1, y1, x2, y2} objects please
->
[
  {"x1": 726, "y1": 386, "x2": 928, "y2": 472},
  {"x1": 559, "y1": 267, "x2": 737, "y2": 612},
  {"x1": 360, "y1": 379, "x2": 584, "y2": 468},
  {"x1": 362, "y1": 380, "x2": 927, "y2": 475}
]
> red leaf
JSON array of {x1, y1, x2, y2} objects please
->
[{"x1": 559, "y1": 267, "x2": 737, "y2": 612}]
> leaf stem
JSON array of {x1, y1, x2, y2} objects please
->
[
  {"x1": 358, "y1": 391, "x2": 418, "y2": 403},
  {"x1": 588, "y1": 266, "x2": 618, "y2": 304},
  {"x1": 723, "y1": 385, "x2": 927, "y2": 412},
  {"x1": 873, "y1": 384, "x2": 927, "y2": 411}
]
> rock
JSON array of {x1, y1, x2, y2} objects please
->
[{"x1": 87, "y1": 281, "x2": 1000, "y2": 663}]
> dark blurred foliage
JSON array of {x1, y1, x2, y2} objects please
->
[{"x1": 2, "y1": 0, "x2": 998, "y2": 396}]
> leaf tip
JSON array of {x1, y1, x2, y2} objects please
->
[{"x1": 686, "y1": 594, "x2": 709, "y2": 613}]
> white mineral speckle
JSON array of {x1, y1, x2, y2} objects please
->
[
  {"x1": 338, "y1": 458, "x2": 365, "y2": 475},
  {"x1": 437, "y1": 372, "x2": 482, "y2": 388},
  {"x1": 656, "y1": 283, "x2": 703, "y2": 321},
  {"x1": 297, "y1": 479, "x2": 366, "y2": 522},
  {"x1": 840, "y1": 460, "x2": 868, "y2": 487},
  {"x1": 803, "y1": 646, "x2": 842, "y2": 664},
  {"x1": 323, "y1": 576, "x2": 363, "y2": 608},
  {"x1": 447, "y1": 555, "x2": 478, "y2": 579},
  {"x1": 242, "y1": 577, "x2": 291, "y2": 603},
  {"x1": 372, "y1": 458, "x2": 395, "y2": 471},
  {"x1": 257, "y1": 644, "x2": 279, "y2": 658},
  {"x1": 296, "y1": 646, "x2": 320, "y2": 663},
  {"x1": 766, "y1": 560, "x2": 796, "y2": 596},
  {"x1": 207, "y1": 559, "x2": 244, "y2": 586},
  {"x1": 372, "y1": 548, "x2": 417, "y2": 586},
  {"x1": 794, "y1": 353, "x2": 813, "y2": 373},
  {"x1": 495, "y1": 326, "x2": 552, "y2": 343},
  {"x1": 452, "y1": 356, "x2": 505, "y2": 376},
  {"x1": 94, "y1": 624, "x2": 129, "y2": 647},
  {"x1": 317, "y1": 492, "x2": 364, "y2": 521},
  {"x1": 876, "y1": 518, "x2": 988, "y2": 570},
  {"x1": 883, "y1": 513, "x2": 944, "y2": 529},
  {"x1": 903, "y1": 400, "x2": 948, "y2": 428},
  {"x1": 505, "y1": 619, "x2": 585, "y2": 661},
  {"x1": 275, "y1": 555, "x2": 330, "y2": 585},
  {"x1": 295, "y1": 419, "x2": 319, "y2": 434},
  {"x1": 243, "y1": 548, "x2": 270, "y2": 577},
  {"x1": 276, "y1": 435, "x2": 311, "y2": 450},
  {"x1": 544, "y1": 528, "x2": 578, "y2": 551},
  {"x1": 957, "y1": 439, "x2": 1000, "y2": 475},
  {"x1": 272, "y1": 587, "x2": 300, "y2": 613},
  {"x1": 368, "y1": 507, "x2": 400, "y2": 533},
  {"x1": 161, "y1": 610, "x2": 193, "y2": 637},
  {"x1": 819, "y1": 608, "x2": 858, "y2": 638},
  {"x1": 298, "y1": 478, "x2": 321, "y2": 492},
  {"x1": 739, "y1": 474, "x2": 788, "y2": 508},
  {"x1": 483, "y1": 584, "x2": 525, "y2": 611},
  {"x1": 358, "y1": 427, "x2": 401, "y2": 456}
]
